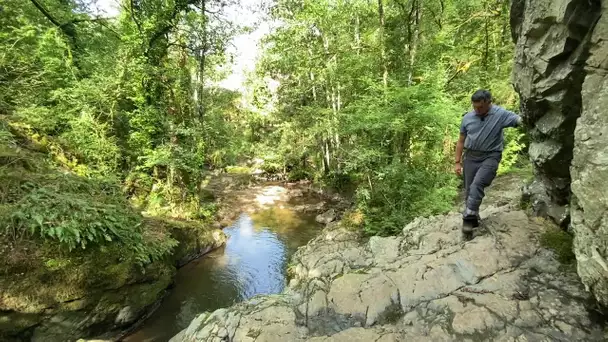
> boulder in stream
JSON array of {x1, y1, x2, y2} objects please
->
[{"x1": 315, "y1": 209, "x2": 337, "y2": 225}]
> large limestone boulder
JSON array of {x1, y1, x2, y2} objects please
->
[
  {"x1": 171, "y1": 182, "x2": 606, "y2": 341},
  {"x1": 510, "y1": 0, "x2": 601, "y2": 225},
  {"x1": 570, "y1": 0, "x2": 608, "y2": 307}
]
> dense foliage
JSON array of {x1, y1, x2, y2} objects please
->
[
  {"x1": 247, "y1": 0, "x2": 524, "y2": 235},
  {"x1": 0, "y1": 0, "x2": 245, "y2": 261},
  {"x1": 1, "y1": 0, "x2": 526, "y2": 253}
]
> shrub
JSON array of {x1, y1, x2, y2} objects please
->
[
  {"x1": 0, "y1": 121, "x2": 15, "y2": 147},
  {"x1": 498, "y1": 128, "x2": 526, "y2": 175},
  {"x1": 356, "y1": 163, "x2": 458, "y2": 236},
  {"x1": 1, "y1": 170, "x2": 177, "y2": 265}
]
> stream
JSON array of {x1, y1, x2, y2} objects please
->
[{"x1": 123, "y1": 184, "x2": 325, "y2": 342}]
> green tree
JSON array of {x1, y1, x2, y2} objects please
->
[
  {"x1": 250, "y1": 0, "x2": 522, "y2": 235},
  {"x1": 0, "y1": 0, "x2": 245, "y2": 254}
]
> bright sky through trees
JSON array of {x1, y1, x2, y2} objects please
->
[{"x1": 93, "y1": 0, "x2": 269, "y2": 91}]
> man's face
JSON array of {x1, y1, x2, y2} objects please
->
[{"x1": 472, "y1": 100, "x2": 490, "y2": 115}]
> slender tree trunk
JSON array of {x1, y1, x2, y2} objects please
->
[
  {"x1": 324, "y1": 139, "x2": 331, "y2": 174},
  {"x1": 321, "y1": 33, "x2": 335, "y2": 173},
  {"x1": 355, "y1": 14, "x2": 361, "y2": 55},
  {"x1": 310, "y1": 70, "x2": 317, "y2": 101},
  {"x1": 407, "y1": 0, "x2": 421, "y2": 86},
  {"x1": 196, "y1": 0, "x2": 207, "y2": 120},
  {"x1": 378, "y1": 0, "x2": 388, "y2": 91},
  {"x1": 483, "y1": 1, "x2": 489, "y2": 78},
  {"x1": 493, "y1": 29, "x2": 500, "y2": 72},
  {"x1": 498, "y1": 0, "x2": 509, "y2": 67},
  {"x1": 308, "y1": 46, "x2": 317, "y2": 101},
  {"x1": 335, "y1": 82, "x2": 341, "y2": 152}
]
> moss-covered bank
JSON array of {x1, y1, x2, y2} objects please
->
[{"x1": 0, "y1": 218, "x2": 226, "y2": 342}]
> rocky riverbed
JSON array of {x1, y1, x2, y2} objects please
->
[{"x1": 170, "y1": 174, "x2": 607, "y2": 341}]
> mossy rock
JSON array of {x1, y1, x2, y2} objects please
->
[
  {"x1": 29, "y1": 261, "x2": 175, "y2": 342},
  {"x1": 0, "y1": 214, "x2": 224, "y2": 340},
  {"x1": 540, "y1": 226, "x2": 575, "y2": 264},
  {"x1": 0, "y1": 240, "x2": 177, "y2": 341},
  {"x1": 0, "y1": 311, "x2": 42, "y2": 336}
]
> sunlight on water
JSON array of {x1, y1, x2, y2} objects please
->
[{"x1": 124, "y1": 200, "x2": 321, "y2": 342}]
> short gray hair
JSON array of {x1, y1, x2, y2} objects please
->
[{"x1": 471, "y1": 89, "x2": 492, "y2": 102}]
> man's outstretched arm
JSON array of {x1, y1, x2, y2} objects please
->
[{"x1": 504, "y1": 109, "x2": 523, "y2": 128}]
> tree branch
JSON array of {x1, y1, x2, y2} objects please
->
[
  {"x1": 71, "y1": 18, "x2": 122, "y2": 39},
  {"x1": 130, "y1": 0, "x2": 143, "y2": 36},
  {"x1": 69, "y1": 17, "x2": 114, "y2": 24},
  {"x1": 29, "y1": 0, "x2": 63, "y2": 28}
]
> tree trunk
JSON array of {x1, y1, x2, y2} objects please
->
[
  {"x1": 355, "y1": 14, "x2": 361, "y2": 55},
  {"x1": 196, "y1": 0, "x2": 207, "y2": 120},
  {"x1": 324, "y1": 139, "x2": 331, "y2": 174},
  {"x1": 483, "y1": 1, "x2": 490, "y2": 78},
  {"x1": 407, "y1": 0, "x2": 421, "y2": 86},
  {"x1": 378, "y1": 0, "x2": 388, "y2": 91},
  {"x1": 308, "y1": 46, "x2": 317, "y2": 101},
  {"x1": 335, "y1": 82, "x2": 341, "y2": 152}
]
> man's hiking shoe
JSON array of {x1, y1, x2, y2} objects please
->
[{"x1": 462, "y1": 214, "x2": 479, "y2": 240}]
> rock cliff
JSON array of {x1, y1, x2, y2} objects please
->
[
  {"x1": 570, "y1": 0, "x2": 608, "y2": 311},
  {"x1": 170, "y1": 175, "x2": 606, "y2": 341},
  {"x1": 511, "y1": 0, "x2": 608, "y2": 307},
  {"x1": 510, "y1": 0, "x2": 601, "y2": 226}
]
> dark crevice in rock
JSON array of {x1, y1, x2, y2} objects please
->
[{"x1": 510, "y1": 0, "x2": 526, "y2": 42}]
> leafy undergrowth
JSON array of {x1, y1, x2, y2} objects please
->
[
  {"x1": 0, "y1": 121, "x2": 194, "y2": 263},
  {"x1": 0, "y1": 125, "x2": 195, "y2": 306},
  {"x1": 0, "y1": 126, "x2": 221, "y2": 335},
  {"x1": 1, "y1": 160, "x2": 178, "y2": 266},
  {"x1": 354, "y1": 164, "x2": 459, "y2": 237}
]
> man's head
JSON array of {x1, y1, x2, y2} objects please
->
[{"x1": 471, "y1": 89, "x2": 492, "y2": 116}]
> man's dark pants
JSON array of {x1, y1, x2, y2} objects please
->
[{"x1": 463, "y1": 150, "x2": 502, "y2": 215}]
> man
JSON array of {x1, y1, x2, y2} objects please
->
[{"x1": 455, "y1": 89, "x2": 522, "y2": 238}]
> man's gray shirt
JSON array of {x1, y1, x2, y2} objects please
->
[{"x1": 460, "y1": 105, "x2": 521, "y2": 152}]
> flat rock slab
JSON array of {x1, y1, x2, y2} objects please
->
[{"x1": 171, "y1": 193, "x2": 607, "y2": 341}]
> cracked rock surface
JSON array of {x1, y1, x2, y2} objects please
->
[{"x1": 171, "y1": 177, "x2": 606, "y2": 341}]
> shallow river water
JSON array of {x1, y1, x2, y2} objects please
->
[{"x1": 124, "y1": 188, "x2": 323, "y2": 342}]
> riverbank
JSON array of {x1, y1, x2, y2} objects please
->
[
  {"x1": 0, "y1": 214, "x2": 226, "y2": 342},
  {"x1": 0, "y1": 133, "x2": 227, "y2": 342},
  {"x1": 0, "y1": 142, "x2": 346, "y2": 342}
]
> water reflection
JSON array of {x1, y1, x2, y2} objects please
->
[{"x1": 124, "y1": 204, "x2": 321, "y2": 342}]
